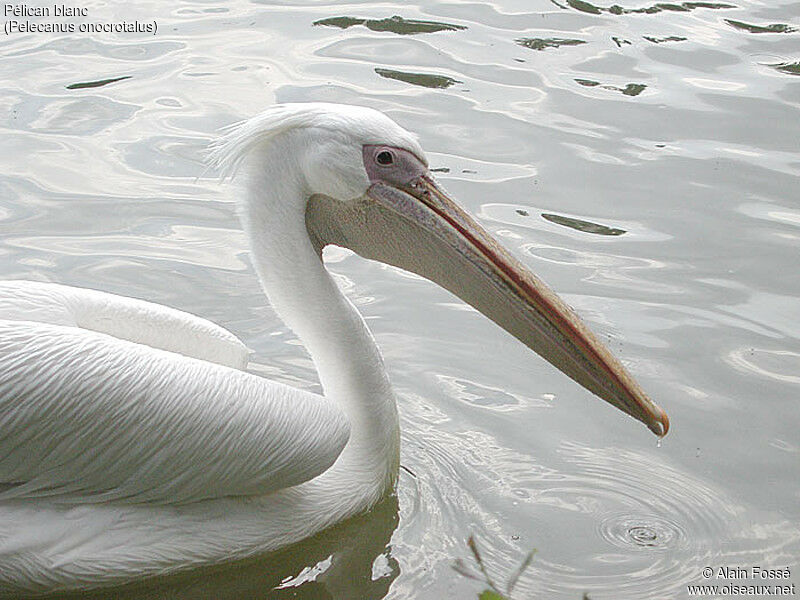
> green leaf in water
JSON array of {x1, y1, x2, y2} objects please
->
[
  {"x1": 621, "y1": 83, "x2": 647, "y2": 96},
  {"x1": 314, "y1": 15, "x2": 466, "y2": 35},
  {"x1": 313, "y1": 16, "x2": 366, "y2": 29},
  {"x1": 66, "y1": 75, "x2": 131, "y2": 90},
  {"x1": 366, "y1": 16, "x2": 466, "y2": 34},
  {"x1": 575, "y1": 79, "x2": 646, "y2": 96},
  {"x1": 552, "y1": 0, "x2": 735, "y2": 14},
  {"x1": 516, "y1": 37, "x2": 587, "y2": 51},
  {"x1": 643, "y1": 35, "x2": 687, "y2": 43},
  {"x1": 566, "y1": 0, "x2": 603, "y2": 14},
  {"x1": 682, "y1": 1, "x2": 736, "y2": 8},
  {"x1": 542, "y1": 213, "x2": 626, "y2": 236},
  {"x1": 375, "y1": 68, "x2": 461, "y2": 89},
  {"x1": 652, "y1": 3, "x2": 691, "y2": 12},
  {"x1": 770, "y1": 62, "x2": 800, "y2": 76},
  {"x1": 479, "y1": 590, "x2": 508, "y2": 600},
  {"x1": 725, "y1": 19, "x2": 797, "y2": 33}
]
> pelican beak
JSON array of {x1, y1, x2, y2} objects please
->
[{"x1": 306, "y1": 175, "x2": 669, "y2": 437}]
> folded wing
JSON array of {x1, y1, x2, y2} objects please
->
[
  {"x1": 0, "y1": 320, "x2": 349, "y2": 504},
  {"x1": 0, "y1": 280, "x2": 249, "y2": 369}
]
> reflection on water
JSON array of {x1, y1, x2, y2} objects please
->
[
  {"x1": 54, "y1": 496, "x2": 401, "y2": 600},
  {"x1": 506, "y1": 442, "x2": 800, "y2": 599},
  {"x1": 550, "y1": 0, "x2": 736, "y2": 15},
  {"x1": 643, "y1": 35, "x2": 688, "y2": 43},
  {"x1": 575, "y1": 79, "x2": 648, "y2": 97},
  {"x1": 1, "y1": 0, "x2": 799, "y2": 597},
  {"x1": 18, "y1": 96, "x2": 138, "y2": 135},
  {"x1": 314, "y1": 15, "x2": 466, "y2": 35},
  {"x1": 725, "y1": 347, "x2": 800, "y2": 384},
  {"x1": 724, "y1": 19, "x2": 798, "y2": 33},
  {"x1": 541, "y1": 213, "x2": 626, "y2": 236},
  {"x1": 771, "y1": 61, "x2": 800, "y2": 75},
  {"x1": 375, "y1": 68, "x2": 462, "y2": 89},
  {"x1": 66, "y1": 75, "x2": 133, "y2": 90},
  {"x1": 516, "y1": 38, "x2": 587, "y2": 51}
]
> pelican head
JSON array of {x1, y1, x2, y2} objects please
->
[{"x1": 212, "y1": 103, "x2": 669, "y2": 437}]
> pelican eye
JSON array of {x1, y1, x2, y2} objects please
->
[{"x1": 376, "y1": 150, "x2": 394, "y2": 166}]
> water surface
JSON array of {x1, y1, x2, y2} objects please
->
[{"x1": 1, "y1": 0, "x2": 799, "y2": 598}]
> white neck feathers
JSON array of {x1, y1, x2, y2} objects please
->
[{"x1": 235, "y1": 137, "x2": 399, "y2": 490}]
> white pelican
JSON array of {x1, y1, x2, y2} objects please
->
[{"x1": 0, "y1": 103, "x2": 668, "y2": 595}]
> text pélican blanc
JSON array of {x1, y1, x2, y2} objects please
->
[
  {"x1": 3, "y1": 4, "x2": 156, "y2": 34},
  {"x1": 5, "y1": 4, "x2": 86, "y2": 16}
]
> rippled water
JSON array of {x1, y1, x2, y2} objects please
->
[{"x1": 1, "y1": 0, "x2": 799, "y2": 598}]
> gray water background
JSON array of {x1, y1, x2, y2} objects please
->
[{"x1": 1, "y1": 0, "x2": 799, "y2": 598}]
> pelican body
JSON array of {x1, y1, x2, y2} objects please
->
[{"x1": 0, "y1": 103, "x2": 668, "y2": 595}]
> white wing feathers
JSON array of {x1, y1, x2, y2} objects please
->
[
  {"x1": 0, "y1": 280, "x2": 248, "y2": 370},
  {"x1": 0, "y1": 320, "x2": 350, "y2": 504}
]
